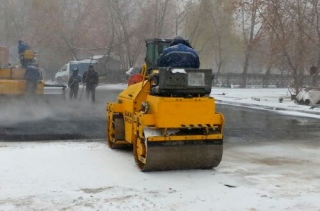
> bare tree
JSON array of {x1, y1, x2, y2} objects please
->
[
  {"x1": 153, "y1": 0, "x2": 170, "y2": 37},
  {"x1": 301, "y1": 0, "x2": 320, "y2": 86},
  {"x1": 172, "y1": 0, "x2": 191, "y2": 36},
  {"x1": 236, "y1": 0, "x2": 265, "y2": 87},
  {"x1": 261, "y1": 0, "x2": 310, "y2": 93},
  {"x1": 184, "y1": 0, "x2": 238, "y2": 77},
  {"x1": 209, "y1": 0, "x2": 235, "y2": 80}
]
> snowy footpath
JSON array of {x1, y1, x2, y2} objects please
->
[
  {"x1": 0, "y1": 140, "x2": 319, "y2": 211},
  {"x1": 211, "y1": 88, "x2": 320, "y2": 118}
]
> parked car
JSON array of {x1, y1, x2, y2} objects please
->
[
  {"x1": 125, "y1": 67, "x2": 141, "y2": 80},
  {"x1": 55, "y1": 59, "x2": 98, "y2": 84}
]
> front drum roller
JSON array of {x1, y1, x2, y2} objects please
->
[{"x1": 133, "y1": 129, "x2": 223, "y2": 172}]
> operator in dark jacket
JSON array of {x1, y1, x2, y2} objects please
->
[
  {"x1": 18, "y1": 40, "x2": 30, "y2": 54},
  {"x1": 158, "y1": 36, "x2": 200, "y2": 68},
  {"x1": 18, "y1": 40, "x2": 31, "y2": 68},
  {"x1": 82, "y1": 65, "x2": 99, "y2": 103},
  {"x1": 68, "y1": 68, "x2": 82, "y2": 100},
  {"x1": 24, "y1": 62, "x2": 40, "y2": 95}
]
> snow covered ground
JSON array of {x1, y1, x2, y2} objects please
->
[
  {"x1": 0, "y1": 141, "x2": 319, "y2": 211},
  {"x1": 1, "y1": 85, "x2": 320, "y2": 210},
  {"x1": 211, "y1": 88, "x2": 320, "y2": 119},
  {"x1": 98, "y1": 84, "x2": 320, "y2": 118}
]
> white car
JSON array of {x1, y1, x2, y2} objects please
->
[{"x1": 55, "y1": 60, "x2": 98, "y2": 84}]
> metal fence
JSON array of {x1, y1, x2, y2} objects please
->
[
  {"x1": 215, "y1": 73, "x2": 320, "y2": 88},
  {"x1": 99, "y1": 71, "x2": 320, "y2": 87}
]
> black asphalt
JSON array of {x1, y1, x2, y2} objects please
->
[
  {"x1": 1, "y1": 88, "x2": 320, "y2": 142},
  {"x1": 220, "y1": 104, "x2": 320, "y2": 142},
  {"x1": 0, "y1": 89, "x2": 120, "y2": 141}
]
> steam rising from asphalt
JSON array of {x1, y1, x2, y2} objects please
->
[
  {"x1": 0, "y1": 95, "x2": 106, "y2": 126},
  {"x1": 0, "y1": 88, "x2": 121, "y2": 140}
]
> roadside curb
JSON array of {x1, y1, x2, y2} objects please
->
[{"x1": 215, "y1": 99, "x2": 320, "y2": 116}]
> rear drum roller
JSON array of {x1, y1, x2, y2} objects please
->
[
  {"x1": 133, "y1": 136, "x2": 147, "y2": 170},
  {"x1": 107, "y1": 114, "x2": 127, "y2": 149}
]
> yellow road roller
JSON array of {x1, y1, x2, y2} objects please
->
[
  {"x1": 107, "y1": 39, "x2": 224, "y2": 171},
  {"x1": 0, "y1": 46, "x2": 65, "y2": 97},
  {"x1": 0, "y1": 46, "x2": 44, "y2": 95}
]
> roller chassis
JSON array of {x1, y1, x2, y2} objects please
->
[{"x1": 107, "y1": 67, "x2": 224, "y2": 171}]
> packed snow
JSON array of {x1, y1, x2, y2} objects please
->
[
  {"x1": 0, "y1": 141, "x2": 319, "y2": 210},
  {"x1": 211, "y1": 88, "x2": 320, "y2": 119},
  {"x1": 99, "y1": 84, "x2": 320, "y2": 118},
  {"x1": 1, "y1": 85, "x2": 319, "y2": 210}
]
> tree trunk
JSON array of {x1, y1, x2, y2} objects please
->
[{"x1": 242, "y1": 50, "x2": 250, "y2": 88}]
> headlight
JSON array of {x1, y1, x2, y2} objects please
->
[{"x1": 141, "y1": 101, "x2": 150, "y2": 114}]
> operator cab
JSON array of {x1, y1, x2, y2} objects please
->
[
  {"x1": 145, "y1": 38, "x2": 172, "y2": 73},
  {"x1": 145, "y1": 39, "x2": 213, "y2": 97},
  {"x1": 127, "y1": 39, "x2": 171, "y2": 86}
]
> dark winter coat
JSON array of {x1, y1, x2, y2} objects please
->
[
  {"x1": 24, "y1": 64, "x2": 40, "y2": 82},
  {"x1": 18, "y1": 41, "x2": 30, "y2": 54},
  {"x1": 68, "y1": 74, "x2": 82, "y2": 89},
  {"x1": 158, "y1": 41, "x2": 200, "y2": 68},
  {"x1": 83, "y1": 70, "x2": 99, "y2": 86}
]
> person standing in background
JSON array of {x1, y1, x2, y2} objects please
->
[
  {"x1": 68, "y1": 68, "x2": 82, "y2": 100},
  {"x1": 82, "y1": 65, "x2": 99, "y2": 103},
  {"x1": 24, "y1": 62, "x2": 40, "y2": 96}
]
